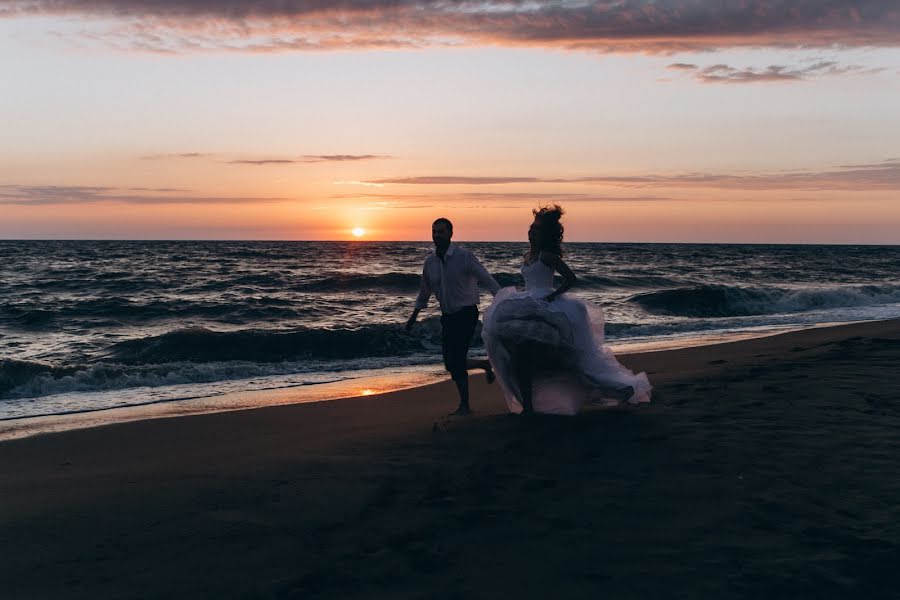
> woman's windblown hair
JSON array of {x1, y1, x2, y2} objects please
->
[{"x1": 532, "y1": 204, "x2": 565, "y2": 256}]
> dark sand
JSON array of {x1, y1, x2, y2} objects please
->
[{"x1": 2, "y1": 320, "x2": 899, "y2": 599}]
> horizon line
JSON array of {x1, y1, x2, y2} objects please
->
[{"x1": 2, "y1": 239, "x2": 899, "y2": 247}]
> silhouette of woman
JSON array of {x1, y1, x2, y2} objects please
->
[{"x1": 481, "y1": 205, "x2": 651, "y2": 414}]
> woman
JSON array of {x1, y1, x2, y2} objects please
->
[{"x1": 481, "y1": 205, "x2": 651, "y2": 415}]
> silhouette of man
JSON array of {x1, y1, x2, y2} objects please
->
[{"x1": 406, "y1": 217, "x2": 499, "y2": 415}]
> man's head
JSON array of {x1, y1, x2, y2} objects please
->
[{"x1": 432, "y1": 218, "x2": 453, "y2": 251}]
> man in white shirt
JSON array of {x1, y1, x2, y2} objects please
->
[{"x1": 406, "y1": 218, "x2": 500, "y2": 415}]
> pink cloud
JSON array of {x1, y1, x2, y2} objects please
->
[
  {"x1": 364, "y1": 160, "x2": 900, "y2": 191},
  {"x1": 3, "y1": 1, "x2": 899, "y2": 54},
  {"x1": 0, "y1": 185, "x2": 293, "y2": 205},
  {"x1": 137, "y1": 153, "x2": 388, "y2": 164},
  {"x1": 669, "y1": 60, "x2": 885, "y2": 83},
  {"x1": 229, "y1": 155, "x2": 388, "y2": 164}
]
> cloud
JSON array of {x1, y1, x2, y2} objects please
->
[
  {"x1": 669, "y1": 60, "x2": 885, "y2": 83},
  {"x1": 327, "y1": 191, "x2": 676, "y2": 211},
  {"x1": 456, "y1": 192, "x2": 670, "y2": 202},
  {"x1": 368, "y1": 176, "x2": 545, "y2": 185},
  {"x1": 139, "y1": 152, "x2": 210, "y2": 160},
  {"x1": 304, "y1": 154, "x2": 386, "y2": 162},
  {"x1": 228, "y1": 159, "x2": 300, "y2": 165},
  {"x1": 333, "y1": 180, "x2": 386, "y2": 188},
  {"x1": 139, "y1": 153, "x2": 387, "y2": 164},
  {"x1": 331, "y1": 191, "x2": 671, "y2": 203},
  {"x1": 666, "y1": 62, "x2": 697, "y2": 70},
  {"x1": 838, "y1": 158, "x2": 900, "y2": 169},
  {"x1": 229, "y1": 154, "x2": 388, "y2": 165},
  {"x1": 0, "y1": 185, "x2": 292, "y2": 205},
  {"x1": 4, "y1": 1, "x2": 900, "y2": 54},
  {"x1": 362, "y1": 160, "x2": 900, "y2": 191}
]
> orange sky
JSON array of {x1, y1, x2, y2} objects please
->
[{"x1": 2, "y1": 4, "x2": 900, "y2": 243}]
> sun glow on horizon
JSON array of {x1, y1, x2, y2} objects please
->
[{"x1": 2, "y1": 11, "x2": 900, "y2": 244}]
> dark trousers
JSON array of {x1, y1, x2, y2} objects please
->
[{"x1": 440, "y1": 305, "x2": 479, "y2": 382}]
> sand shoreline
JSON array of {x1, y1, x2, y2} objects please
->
[
  {"x1": 0, "y1": 319, "x2": 880, "y2": 442},
  {"x1": 2, "y1": 318, "x2": 899, "y2": 598}
]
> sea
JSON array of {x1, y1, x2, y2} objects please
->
[{"x1": 2, "y1": 241, "x2": 900, "y2": 432}]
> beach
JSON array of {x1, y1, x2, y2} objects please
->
[
  {"x1": 6, "y1": 2, "x2": 900, "y2": 597},
  {"x1": 2, "y1": 319, "x2": 899, "y2": 598}
]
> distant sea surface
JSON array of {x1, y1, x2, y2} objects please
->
[{"x1": 2, "y1": 241, "x2": 900, "y2": 421}]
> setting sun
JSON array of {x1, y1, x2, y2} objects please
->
[{"x1": 351, "y1": 227, "x2": 366, "y2": 238}]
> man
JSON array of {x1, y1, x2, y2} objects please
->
[{"x1": 406, "y1": 217, "x2": 500, "y2": 415}]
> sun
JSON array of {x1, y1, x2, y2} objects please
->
[{"x1": 351, "y1": 227, "x2": 366, "y2": 238}]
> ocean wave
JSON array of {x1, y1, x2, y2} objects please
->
[
  {"x1": 108, "y1": 322, "x2": 469, "y2": 364},
  {"x1": 290, "y1": 271, "x2": 683, "y2": 294},
  {"x1": 0, "y1": 320, "x2": 469, "y2": 400},
  {"x1": 630, "y1": 283, "x2": 900, "y2": 318},
  {"x1": 191, "y1": 272, "x2": 292, "y2": 291},
  {"x1": 0, "y1": 358, "x2": 342, "y2": 402},
  {"x1": 0, "y1": 270, "x2": 704, "y2": 324},
  {"x1": 0, "y1": 296, "x2": 303, "y2": 329},
  {"x1": 300, "y1": 272, "x2": 423, "y2": 292},
  {"x1": 301, "y1": 272, "x2": 532, "y2": 292},
  {"x1": 0, "y1": 359, "x2": 79, "y2": 397},
  {"x1": 580, "y1": 275, "x2": 685, "y2": 289},
  {"x1": 1, "y1": 307, "x2": 58, "y2": 327}
]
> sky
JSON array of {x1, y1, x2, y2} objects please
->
[{"x1": 1, "y1": 1, "x2": 899, "y2": 243}]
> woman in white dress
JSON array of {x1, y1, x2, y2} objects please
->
[{"x1": 481, "y1": 205, "x2": 652, "y2": 415}]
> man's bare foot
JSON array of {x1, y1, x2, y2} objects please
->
[{"x1": 449, "y1": 405, "x2": 471, "y2": 416}]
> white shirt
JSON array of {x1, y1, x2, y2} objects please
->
[{"x1": 415, "y1": 243, "x2": 500, "y2": 314}]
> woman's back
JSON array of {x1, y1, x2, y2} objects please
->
[{"x1": 522, "y1": 257, "x2": 555, "y2": 291}]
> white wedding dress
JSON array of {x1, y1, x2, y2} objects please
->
[{"x1": 482, "y1": 259, "x2": 651, "y2": 415}]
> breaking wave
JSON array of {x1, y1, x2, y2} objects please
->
[{"x1": 630, "y1": 283, "x2": 900, "y2": 318}]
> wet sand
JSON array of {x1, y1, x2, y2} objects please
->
[{"x1": 2, "y1": 319, "x2": 899, "y2": 598}]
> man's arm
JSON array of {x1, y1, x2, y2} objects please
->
[
  {"x1": 407, "y1": 264, "x2": 431, "y2": 332},
  {"x1": 469, "y1": 253, "x2": 501, "y2": 296}
]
